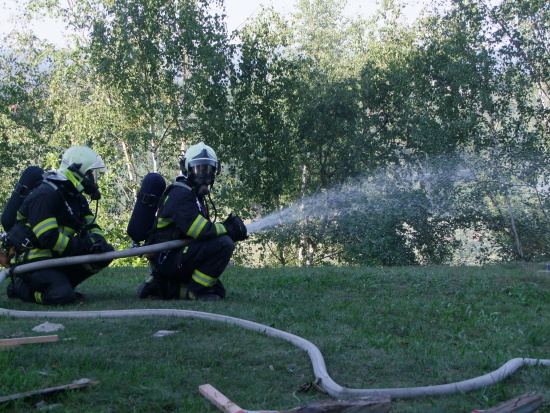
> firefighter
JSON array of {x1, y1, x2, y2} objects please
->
[
  {"x1": 136, "y1": 142, "x2": 247, "y2": 301},
  {"x1": 5, "y1": 146, "x2": 114, "y2": 305}
]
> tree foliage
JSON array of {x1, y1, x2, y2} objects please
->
[{"x1": 0, "y1": 0, "x2": 548, "y2": 267}]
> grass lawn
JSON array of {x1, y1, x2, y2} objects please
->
[{"x1": 1, "y1": 262, "x2": 549, "y2": 412}]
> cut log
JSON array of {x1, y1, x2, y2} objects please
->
[
  {"x1": 0, "y1": 379, "x2": 100, "y2": 404},
  {"x1": 481, "y1": 393, "x2": 545, "y2": 413},
  {"x1": 281, "y1": 395, "x2": 392, "y2": 413},
  {"x1": 0, "y1": 335, "x2": 59, "y2": 348}
]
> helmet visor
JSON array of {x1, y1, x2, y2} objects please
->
[
  {"x1": 86, "y1": 167, "x2": 106, "y2": 184},
  {"x1": 191, "y1": 164, "x2": 215, "y2": 184}
]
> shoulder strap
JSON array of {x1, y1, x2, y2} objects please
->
[
  {"x1": 44, "y1": 180, "x2": 59, "y2": 191},
  {"x1": 171, "y1": 181, "x2": 192, "y2": 191},
  {"x1": 158, "y1": 181, "x2": 192, "y2": 207},
  {"x1": 145, "y1": 181, "x2": 193, "y2": 245},
  {"x1": 44, "y1": 180, "x2": 87, "y2": 230}
]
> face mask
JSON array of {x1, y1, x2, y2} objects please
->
[
  {"x1": 191, "y1": 164, "x2": 215, "y2": 196},
  {"x1": 83, "y1": 170, "x2": 101, "y2": 200}
]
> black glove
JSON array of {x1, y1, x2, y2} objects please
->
[
  {"x1": 89, "y1": 234, "x2": 111, "y2": 254},
  {"x1": 67, "y1": 233, "x2": 93, "y2": 256},
  {"x1": 223, "y1": 213, "x2": 248, "y2": 242}
]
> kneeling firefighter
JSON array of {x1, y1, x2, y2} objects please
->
[
  {"x1": 136, "y1": 142, "x2": 248, "y2": 301},
  {"x1": 5, "y1": 146, "x2": 114, "y2": 305}
]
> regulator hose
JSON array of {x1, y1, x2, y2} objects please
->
[{"x1": 0, "y1": 241, "x2": 548, "y2": 400}]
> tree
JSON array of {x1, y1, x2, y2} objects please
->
[
  {"x1": 409, "y1": 0, "x2": 550, "y2": 261},
  {"x1": 0, "y1": 32, "x2": 55, "y2": 203},
  {"x1": 89, "y1": 0, "x2": 231, "y2": 178},
  {"x1": 1, "y1": 0, "x2": 233, "y2": 256}
]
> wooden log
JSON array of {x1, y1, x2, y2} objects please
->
[
  {"x1": 0, "y1": 379, "x2": 100, "y2": 404},
  {"x1": 481, "y1": 393, "x2": 545, "y2": 413},
  {"x1": 0, "y1": 335, "x2": 59, "y2": 348},
  {"x1": 281, "y1": 395, "x2": 392, "y2": 413}
]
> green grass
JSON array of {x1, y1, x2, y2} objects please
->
[{"x1": 1, "y1": 262, "x2": 549, "y2": 412}]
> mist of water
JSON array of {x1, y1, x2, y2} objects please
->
[{"x1": 246, "y1": 154, "x2": 477, "y2": 235}]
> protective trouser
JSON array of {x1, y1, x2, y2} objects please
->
[
  {"x1": 12, "y1": 248, "x2": 114, "y2": 305},
  {"x1": 154, "y1": 235, "x2": 234, "y2": 299}
]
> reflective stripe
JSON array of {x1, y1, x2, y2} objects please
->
[
  {"x1": 90, "y1": 227, "x2": 103, "y2": 236},
  {"x1": 157, "y1": 217, "x2": 173, "y2": 229},
  {"x1": 16, "y1": 211, "x2": 26, "y2": 220},
  {"x1": 187, "y1": 215, "x2": 207, "y2": 239},
  {"x1": 53, "y1": 233, "x2": 70, "y2": 253},
  {"x1": 215, "y1": 223, "x2": 226, "y2": 236},
  {"x1": 191, "y1": 269, "x2": 216, "y2": 287},
  {"x1": 34, "y1": 218, "x2": 57, "y2": 237},
  {"x1": 34, "y1": 291, "x2": 43, "y2": 304},
  {"x1": 85, "y1": 215, "x2": 95, "y2": 225},
  {"x1": 60, "y1": 226, "x2": 76, "y2": 236},
  {"x1": 27, "y1": 249, "x2": 53, "y2": 260}
]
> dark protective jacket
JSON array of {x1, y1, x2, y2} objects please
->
[
  {"x1": 148, "y1": 177, "x2": 234, "y2": 299},
  {"x1": 154, "y1": 179, "x2": 227, "y2": 241},
  {"x1": 11, "y1": 176, "x2": 106, "y2": 264}
]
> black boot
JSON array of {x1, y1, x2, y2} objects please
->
[
  {"x1": 136, "y1": 275, "x2": 160, "y2": 299},
  {"x1": 186, "y1": 289, "x2": 222, "y2": 301},
  {"x1": 6, "y1": 277, "x2": 24, "y2": 299},
  {"x1": 185, "y1": 279, "x2": 223, "y2": 301}
]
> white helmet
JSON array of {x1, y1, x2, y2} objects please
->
[
  {"x1": 179, "y1": 142, "x2": 220, "y2": 194},
  {"x1": 57, "y1": 146, "x2": 106, "y2": 195}
]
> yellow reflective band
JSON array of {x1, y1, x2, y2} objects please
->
[
  {"x1": 34, "y1": 218, "x2": 57, "y2": 237},
  {"x1": 85, "y1": 215, "x2": 95, "y2": 224},
  {"x1": 53, "y1": 233, "x2": 70, "y2": 253},
  {"x1": 27, "y1": 249, "x2": 53, "y2": 260},
  {"x1": 59, "y1": 226, "x2": 76, "y2": 236},
  {"x1": 187, "y1": 216, "x2": 207, "y2": 239},
  {"x1": 34, "y1": 291, "x2": 43, "y2": 304},
  {"x1": 90, "y1": 228, "x2": 104, "y2": 236},
  {"x1": 16, "y1": 211, "x2": 26, "y2": 220},
  {"x1": 157, "y1": 217, "x2": 173, "y2": 229},
  {"x1": 215, "y1": 223, "x2": 226, "y2": 236},
  {"x1": 191, "y1": 269, "x2": 216, "y2": 287}
]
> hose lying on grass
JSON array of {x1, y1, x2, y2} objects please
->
[{"x1": 0, "y1": 241, "x2": 549, "y2": 401}]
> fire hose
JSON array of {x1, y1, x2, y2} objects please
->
[{"x1": 0, "y1": 240, "x2": 549, "y2": 401}]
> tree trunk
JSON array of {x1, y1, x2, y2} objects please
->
[{"x1": 505, "y1": 191, "x2": 525, "y2": 261}]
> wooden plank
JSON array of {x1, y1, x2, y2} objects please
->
[
  {"x1": 0, "y1": 335, "x2": 59, "y2": 348},
  {"x1": 0, "y1": 379, "x2": 100, "y2": 404},
  {"x1": 198, "y1": 384, "x2": 246, "y2": 413}
]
